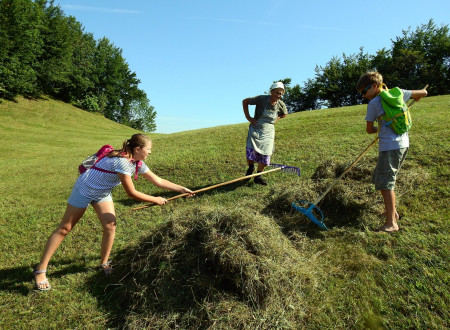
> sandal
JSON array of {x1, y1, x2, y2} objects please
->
[
  {"x1": 33, "y1": 268, "x2": 51, "y2": 291},
  {"x1": 99, "y1": 261, "x2": 113, "y2": 275}
]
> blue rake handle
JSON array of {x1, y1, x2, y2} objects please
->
[{"x1": 292, "y1": 200, "x2": 328, "y2": 230}]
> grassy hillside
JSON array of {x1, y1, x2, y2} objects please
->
[{"x1": 0, "y1": 95, "x2": 448, "y2": 328}]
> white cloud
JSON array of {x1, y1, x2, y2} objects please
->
[{"x1": 61, "y1": 5, "x2": 141, "y2": 15}]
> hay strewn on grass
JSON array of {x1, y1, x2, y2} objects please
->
[
  {"x1": 106, "y1": 158, "x2": 431, "y2": 328},
  {"x1": 291, "y1": 158, "x2": 429, "y2": 229}
]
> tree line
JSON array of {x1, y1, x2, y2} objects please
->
[
  {"x1": 0, "y1": 0, "x2": 156, "y2": 131},
  {"x1": 1, "y1": 1, "x2": 448, "y2": 127},
  {"x1": 278, "y1": 19, "x2": 449, "y2": 112}
]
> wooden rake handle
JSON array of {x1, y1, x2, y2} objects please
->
[
  {"x1": 132, "y1": 167, "x2": 283, "y2": 211},
  {"x1": 312, "y1": 137, "x2": 379, "y2": 205}
]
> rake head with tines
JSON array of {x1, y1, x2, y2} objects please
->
[
  {"x1": 269, "y1": 163, "x2": 301, "y2": 177},
  {"x1": 292, "y1": 200, "x2": 328, "y2": 230}
]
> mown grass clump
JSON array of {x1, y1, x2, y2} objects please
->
[
  {"x1": 291, "y1": 156, "x2": 430, "y2": 230},
  {"x1": 107, "y1": 206, "x2": 317, "y2": 328},
  {"x1": 95, "y1": 156, "x2": 433, "y2": 328}
]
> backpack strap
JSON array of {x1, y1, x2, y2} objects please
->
[
  {"x1": 134, "y1": 160, "x2": 143, "y2": 180},
  {"x1": 384, "y1": 111, "x2": 409, "y2": 127},
  {"x1": 380, "y1": 83, "x2": 388, "y2": 92},
  {"x1": 91, "y1": 165, "x2": 116, "y2": 175},
  {"x1": 91, "y1": 157, "x2": 142, "y2": 180},
  {"x1": 377, "y1": 83, "x2": 388, "y2": 126},
  {"x1": 94, "y1": 145, "x2": 114, "y2": 164}
]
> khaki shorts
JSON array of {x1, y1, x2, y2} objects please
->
[{"x1": 372, "y1": 148, "x2": 408, "y2": 190}]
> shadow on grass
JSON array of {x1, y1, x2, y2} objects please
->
[
  {"x1": 1, "y1": 94, "x2": 50, "y2": 102},
  {"x1": 86, "y1": 253, "x2": 211, "y2": 328},
  {"x1": 85, "y1": 226, "x2": 242, "y2": 328},
  {"x1": 0, "y1": 258, "x2": 93, "y2": 296},
  {"x1": 0, "y1": 265, "x2": 36, "y2": 295}
]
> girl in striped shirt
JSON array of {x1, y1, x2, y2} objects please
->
[{"x1": 34, "y1": 134, "x2": 194, "y2": 290}]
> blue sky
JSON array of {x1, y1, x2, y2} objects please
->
[{"x1": 54, "y1": 0, "x2": 449, "y2": 134}]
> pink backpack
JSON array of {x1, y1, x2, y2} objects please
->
[{"x1": 78, "y1": 145, "x2": 142, "y2": 180}]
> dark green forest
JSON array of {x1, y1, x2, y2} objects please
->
[
  {"x1": 1, "y1": 0, "x2": 449, "y2": 128},
  {"x1": 0, "y1": 0, "x2": 156, "y2": 131}
]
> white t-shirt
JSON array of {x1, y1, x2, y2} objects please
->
[
  {"x1": 365, "y1": 89, "x2": 412, "y2": 152},
  {"x1": 75, "y1": 156, "x2": 149, "y2": 199}
]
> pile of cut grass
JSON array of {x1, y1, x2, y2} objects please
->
[{"x1": 104, "y1": 206, "x2": 317, "y2": 328}]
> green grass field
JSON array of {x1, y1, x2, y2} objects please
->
[{"x1": 0, "y1": 95, "x2": 448, "y2": 328}]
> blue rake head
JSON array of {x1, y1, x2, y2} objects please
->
[
  {"x1": 269, "y1": 163, "x2": 301, "y2": 177},
  {"x1": 292, "y1": 200, "x2": 328, "y2": 230}
]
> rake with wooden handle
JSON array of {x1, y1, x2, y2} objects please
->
[
  {"x1": 132, "y1": 163, "x2": 301, "y2": 211},
  {"x1": 292, "y1": 137, "x2": 379, "y2": 230}
]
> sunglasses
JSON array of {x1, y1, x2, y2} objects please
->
[{"x1": 361, "y1": 84, "x2": 372, "y2": 96}]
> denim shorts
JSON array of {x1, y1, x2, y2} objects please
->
[
  {"x1": 67, "y1": 185, "x2": 113, "y2": 208},
  {"x1": 372, "y1": 148, "x2": 408, "y2": 190}
]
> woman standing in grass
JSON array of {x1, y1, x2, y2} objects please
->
[
  {"x1": 34, "y1": 134, "x2": 194, "y2": 291},
  {"x1": 243, "y1": 82, "x2": 288, "y2": 185}
]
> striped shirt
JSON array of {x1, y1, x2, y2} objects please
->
[{"x1": 75, "y1": 156, "x2": 149, "y2": 200}]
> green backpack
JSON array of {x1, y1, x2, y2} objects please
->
[{"x1": 379, "y1": 84, "x2": 411, "y2": 135}]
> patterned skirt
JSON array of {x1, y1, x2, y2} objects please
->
[{"x1": 246, "y1": 147, "x2": 271, "y2": 165}]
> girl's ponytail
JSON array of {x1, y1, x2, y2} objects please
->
[{"x1": 108, "y1": 134, "x2": 151, "y2": 159}]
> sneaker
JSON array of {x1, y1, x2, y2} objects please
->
[{"x1": 254, "y1": 175, "x2": 267, "y2": 186}]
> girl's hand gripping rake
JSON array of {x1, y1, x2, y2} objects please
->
[
  {"x1": 293, "y1": 138, "x2": 379, "y2": 230},
  {"x1": 132, "y1": 163, "x2": 300, "y2": 211}
]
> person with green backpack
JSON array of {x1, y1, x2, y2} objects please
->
[{"x1": 356, "y1": 71, "x2": 427, "y2": 232}]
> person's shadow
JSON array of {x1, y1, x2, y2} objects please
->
[
  {"x1": 1, "y1": 258, "x2": 93, "y2": 296},
  {"x1": 0, "y1": 265, "x2": 35, "y2": 295}
]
